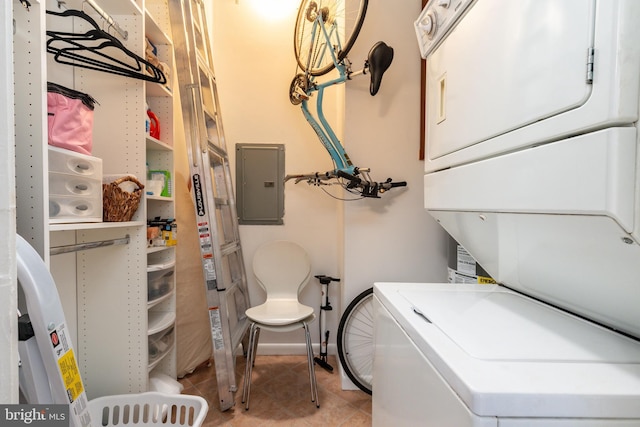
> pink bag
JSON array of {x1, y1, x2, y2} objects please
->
[{"x1": 47, "y1": 82, "x2": 97, "y2": 156}]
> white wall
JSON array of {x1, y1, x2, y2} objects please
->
[
  {"x1": 211, "y1": 0, "x2": 343, "y2": 349},
  {"x1": 0, "y1": 0, "x2": 18, "y2": 404},
  {"x1": 342, "y1": 2, "x2": 448, "y2": 300},
  {"x1": 339, "y1": 0, "x2": 448, "y2": 387},
  {"x1": 210, "y1": 0, "x2": 448, "y2": 356}
]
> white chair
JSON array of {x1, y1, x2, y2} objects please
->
[{"x1": 241, "y1": 240, "x2": 319, "y2": 410}]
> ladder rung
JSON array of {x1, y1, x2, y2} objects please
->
[
  {"x1": 221, "y1": 241, "x2": 240, "y2": 256},
  {"x1": 207, "y1": 141, "x2": 227, "y2": 158},
  {"x1": 196, "y1": 53, "x2": 214, "y2": 78},
  {"x1": 192, "y1": 15, "x2": 202, "y2": 36},
  {"x1": 203, "y1": 105, "x2": 216, "y2": 120},
  {"x1": 208, "y1": 137, "x2": 221, "y2": 149},
  {"x1": 214, "y1": 197, "x2": 229, "y2": 206},
  {"x1": 203, "y1": 108, "x2": 217, "y2": 123},
  {"x1": 223, "y1": 279, "x2": 244, "y2": 299}
]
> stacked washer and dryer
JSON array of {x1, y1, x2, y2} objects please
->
[{"x1": 373, "y1": 1, "x2": 640, "y2": 425}]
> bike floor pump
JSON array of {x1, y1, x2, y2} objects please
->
[{"x1": 314, "y1": 275, "x2": 340, "y2": 372}]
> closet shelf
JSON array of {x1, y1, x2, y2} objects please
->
[
  {"x1": 147, "y1": 245, "x2": 175, "y2": 255},
  {"x1": 146, "y1": 195, "x2": 174, "y2": 202},
  {"x1": 148, "y1": 311, "x2": 176, "y2": 335},
  {"x1": 145, "y1": 10, "x2": 173, "y2": 46},
  {"x1": 146, "y1": 81, "x2": 173, "y2": 98},
  {"x1": 146, "y1": 135, "x2": 173, "y2": 151},
  {"x1": 95, "y1": 0, "x2": 141, "y2": 16},
  {"x1": 148, "y1": 289, "x2": 174, "y2": 309},
  {"x1": 50, "y1": 221, "x2": 145, "y2": 232}
]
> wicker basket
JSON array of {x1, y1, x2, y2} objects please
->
[{"x1": 102, "y1": 175, "x2": 144, "y2": 222}]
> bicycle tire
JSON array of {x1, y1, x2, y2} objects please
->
[
  {"x1": 294, "y1": 0, "x2": 368, "y2": 76},
  {"x1": 337, "y1": 287, "x2": 373, "y2": 395}
]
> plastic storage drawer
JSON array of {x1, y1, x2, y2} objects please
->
[
  {"x1": 48, "y1": 145, "x2": 102, "y2": 177},
  {"x1": 147, "y1": 261, "x2": 175, "y2": 305},
  {"x1": 49, "y1": 172, "x2": 102, "y2": 198},
  {"x1": 49, "y1": 195, "x2": 102, "y2": 222},
  {"x1": 148, "y1": 324, "x2": 174, "y2": 364},
  {"x1": 48, "y1": 146, "x2": 102, "y2": 223}
]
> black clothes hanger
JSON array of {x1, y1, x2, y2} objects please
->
[
  {"x1": 46, "y1": 8, "x2": 166, "y2": 84},
  {"x1": 46, "y1": 8, "x2": 166, "y2": 83}
]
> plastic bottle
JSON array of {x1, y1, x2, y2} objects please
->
[
  {"x1": 147, "y1": 107, "x2": 160, "y2": 140},
  {"x1": 145, "y1": 103, "x2": 151, "y2": 135}
]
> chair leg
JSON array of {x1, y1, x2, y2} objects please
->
[
  {"x1": 242, "y1": 322, "x2": 260, "y2": 410},
  {"x1": 303, "y1": 322, "x2": 320, "y2": 408},
  {"x1": 252, "y1": 327, "x2": 261, "y2": 367}
]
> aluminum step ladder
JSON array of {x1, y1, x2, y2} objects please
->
[{"x1": 168, "y1": 0, "x2": 251, "y2": 411}]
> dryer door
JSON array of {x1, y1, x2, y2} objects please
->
[{"x1": 426, "y1": 0, "x2": 595, "y2": 162}]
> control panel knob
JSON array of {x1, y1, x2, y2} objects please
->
[{"x1": 419, "y1": 10, "x2": 437, "y2": 39}]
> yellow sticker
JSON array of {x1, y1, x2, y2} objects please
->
[
  {"x1": 57, "y1": 349, "x2": 84, "y2": 403},
  {"x1": 478, "y1": 276, "x2": 497, "y2": 284}
]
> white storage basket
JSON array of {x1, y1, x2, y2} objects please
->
[{"x1": 88, "y1": 392, "x2": 208, "y2": 427}]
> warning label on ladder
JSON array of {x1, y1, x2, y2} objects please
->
[
  {"x1": 203, "y1": 258, "x2": 218, "y2": 290},
  {"x1": 208, "y1": 307, "x2": 225, "y2": 351}
]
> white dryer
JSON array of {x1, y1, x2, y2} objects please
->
[{"x1": 373, "y1": 0, "x2": 640, "y2": 425}]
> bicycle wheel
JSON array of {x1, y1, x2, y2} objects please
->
[
  {"x1": 337, "y1": 287, "x2": 373, "y2": 394},
  {"x1": 294, "y1": 0, "x2": 368, "y2": 76}
]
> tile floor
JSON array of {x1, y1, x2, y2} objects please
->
[{"x1": 179, "y1": 355, "x2": 372, "y2": 426}]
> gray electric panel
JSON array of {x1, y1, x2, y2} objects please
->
[{"x1": 236, "y1": 144, "x2": 285, "y2": 225}]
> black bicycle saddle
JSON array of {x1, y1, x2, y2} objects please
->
[{"x1": 368, "y1": 41, "x2": 394, "y2": 96}]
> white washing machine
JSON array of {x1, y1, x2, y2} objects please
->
[
  {"x1": 373, "y1": 282, "x2": 640, "y2": 426},
  {"x1": 373, "y1": 0, "x2": 640, "y2": 425}
]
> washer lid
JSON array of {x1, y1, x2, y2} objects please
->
[
  {"x1": 402, "y1": 286, "x2": 640, "y2": 362},
  {"x1": 375, "y1": 282, "x2": 640, "y2": 418}
]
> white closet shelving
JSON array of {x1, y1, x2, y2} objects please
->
[
  {"x1": 1, "y1": 0, "x2": 17, "y2": 404},
  {"x1": 144, "y1": 0, "x2": 177, "y2": 383},
  {"x1": 13, "y1": 0, "x2": 176, "y2": 398}
]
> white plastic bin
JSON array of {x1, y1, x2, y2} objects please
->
[
  {"x1": 88, "y1": 392, "x2": 207, "y2": 427},
  {"x1": 147, "y1": 261, "x2": 176, "y2": 305},
  {"x1": 48, "y1": 145, "x2": 102, "y2": 177},
  {"x1": 49, "y1": 195, "x2": 102, "y2": 223},
  {"x1": 48, "y1": 146, "x2": 103, "y2": 223}
]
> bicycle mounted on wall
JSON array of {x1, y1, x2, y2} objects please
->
[{"x1": 287, "y1": 0, "x2": 407, "y2": 199}]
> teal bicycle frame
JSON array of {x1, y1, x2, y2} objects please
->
[
  {"x1": 290, "y1": 5, "x2": 404, "y2": 198},
  {"x1": 299, "y1": 15, "x2": 358, "y2": 175}
]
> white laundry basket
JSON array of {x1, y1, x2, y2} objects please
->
[{"x1": 87, "y1": 392, "x2": 208, "y2": 427}]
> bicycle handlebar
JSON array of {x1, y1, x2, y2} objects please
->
[
  {"x1": 285, "y1": 168, "x2": 407, "y2": 198},
  {"x1": 382, "y1": 179, "x2": 407, "y2": 190}
]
